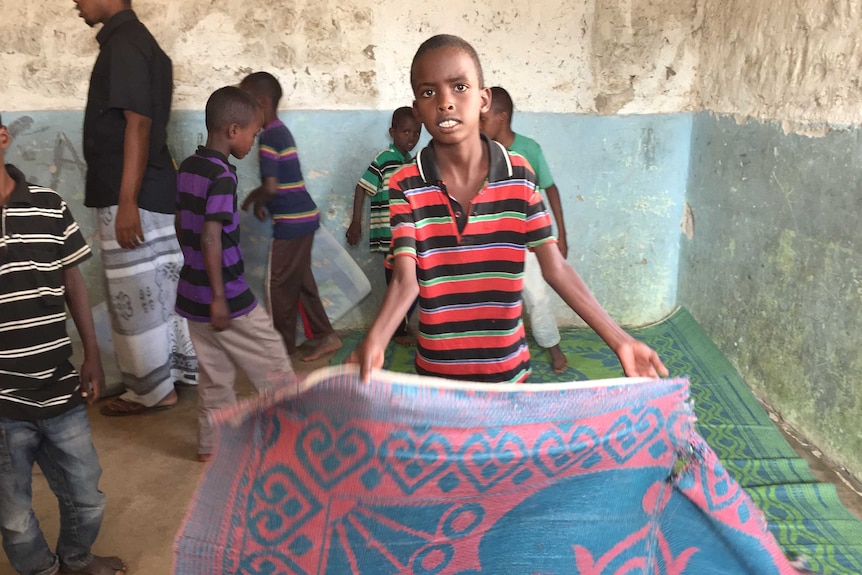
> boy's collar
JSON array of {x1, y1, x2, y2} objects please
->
[
  {"x1": 195, "y1": 145, "x2": 233, "y2": 166},
  {"x1": 3, "y1": 164, "x2": 35, "y2": 206},
  {"x1": 264, "y1": 118, "x2": 283, "y2": 131},
  {"x1": 96, "y1": 10, "x2": 137, "y2": 46},
  {"x1": 389, "y1": 143, "x2": 411, "y2": 161},
  {"x1": 416, "y1": 133, "x2": 511, "y2": 185}
]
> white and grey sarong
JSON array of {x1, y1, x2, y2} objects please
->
[{"x1": 98, "y1": 206, "x2": 197, "y2": 406}]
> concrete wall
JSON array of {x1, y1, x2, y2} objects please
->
[
  {"x1": 2, "y1": 109, "x2": 690, "y2": 329},
  {"x1": 680, "y1": 112, "x2": 862, "y2": 477},
  {"x1": 2, "y1": 0, "x2": 701, "y2": 328},
  {"x1": 680, "y1": 0, "x2": 862, "y2": 477},
  {"x1": 2, "y1": 0, "x2": 700, "y2": 113},
  {"x1": 698, "y1": 0, "x2": 862, "y2": 132}
]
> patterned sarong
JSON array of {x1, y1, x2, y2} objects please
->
[
  {"x1": 98, "y1": 206, "x2": 197, "y2": 406},
  {"x1": 174, "y1": 366, "x2": 801, "y2": 574}
]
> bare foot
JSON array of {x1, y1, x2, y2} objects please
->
[
  {"x1": 548, "y1": 345, "x2": 568, "y2": 374},
  {"x1": 302, "y1": 333, "x2": 343, "y2": 362}
]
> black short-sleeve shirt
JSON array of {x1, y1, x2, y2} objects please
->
[{"x1": 83, "y1": 10, "x2": 176, "y2": 214}]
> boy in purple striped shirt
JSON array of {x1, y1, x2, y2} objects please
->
[
  {"x1": 175, "y1": 86, "x2": 296, "y2": 461},
  {"x1": 239, "y1": 72, "x2": 342, "y2": 362}
]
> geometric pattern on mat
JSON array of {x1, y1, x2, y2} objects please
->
[
  {"x1": 330, "y1": 307, "x2": 862, "y2": 574},
  {"x1": 175, "y1": 368, "x2": 801, "y2": 574}
]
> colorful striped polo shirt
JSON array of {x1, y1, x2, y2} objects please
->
[
  {"x1": 388, "y1": 136, "x2": 556, "y2": 383},
  {"x1": 258, "y1": 119, "x2": 320, "y2": 240},
  {"x1": 175, "y1": 146, "x2": 256, "y2": 322},
  {"x1": 357, "y1": 144, "x2": 411, "y2": 252}
]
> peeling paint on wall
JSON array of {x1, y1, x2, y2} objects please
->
[
  {"x1": 681, "y1": 113, "x2": 862, "y2": 477},
  {"x1": 2, "y1": 0, "x2": 701, "y2": 114},
  {"x1": 698, "y1": 0, "x2": 862, "y2": 130},
  {"x1": 3, "y1": 110, "x2": 692, "y2": 329}
]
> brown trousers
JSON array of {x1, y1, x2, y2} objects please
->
[{"x1": 267, "y1": 233, "x2": 334, "y2": 354}]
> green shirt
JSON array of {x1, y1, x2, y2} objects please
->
[
  {"x1": 508, "y1": 133, "x2": 554, "y2": 190},
  {"x1": 357, "y1": 144, "x2": 411, "y2": 253}
]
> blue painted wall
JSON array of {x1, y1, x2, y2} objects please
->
[
  {"x1": 679, "y1": 112, "x2": 862, "y2": 475},
  {"x1": 3, "y1": 110, "x2": 690, "y2": 328}
]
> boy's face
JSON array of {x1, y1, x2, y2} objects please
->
[
  {"x1": 74, "y1": 0, "x2": 110, "y2": 27},
  {"x1": 389, "y1": 116, "x2": 422, "y2": 156},
  {"x1": 412, "y1": 47, "x2": 490, "y2": 146},
  {"x1": 479, "y1": 108, "x2": 506, "y2": 141},
  {"x1": 230, "y1": 111, "x2": 264, "y2": 160},
  {"x1": 0, "y1": 125, "x2": 9, "y2": 161}
]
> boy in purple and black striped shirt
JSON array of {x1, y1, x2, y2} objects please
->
[{"x1": 175, "y1": 86, "x2": 295, "y2": 461}]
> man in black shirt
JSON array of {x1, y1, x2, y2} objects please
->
[{"x1": 77, "y1": 0, "x2": 197, "y2": 416}]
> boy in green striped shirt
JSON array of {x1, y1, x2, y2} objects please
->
[{"x1": 347, "y1": 107, "x2": 422, "y2": 343}]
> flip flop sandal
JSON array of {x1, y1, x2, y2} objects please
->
[
  {"x1": 60, "y1": 555, "x2": 126, "y2": 575},
  {"x1": 99, "y1": 396, "x2": 176, "y2": 417}
]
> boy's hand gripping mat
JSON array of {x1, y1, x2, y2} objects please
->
[{"x1": 174, "y1": 366, "x2": 803, "y2": 574}]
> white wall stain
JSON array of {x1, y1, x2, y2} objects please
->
[
  {"x1": 6, "y1": 0, "x2": 857, "y2": 133},
  {"x1": 633, "y1": 193, "x2": 676, "y2": 217},
  {"x1": 698, "y1": 0, "x2": 862, "y2": 131},
  {"x1": 2, "y1": 0, "x2": 700, "y2": 114}
]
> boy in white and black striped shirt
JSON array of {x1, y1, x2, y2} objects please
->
[{"x1": 0, "y1": 114, "x2": 125, "y2": 575}]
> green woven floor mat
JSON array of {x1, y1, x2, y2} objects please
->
[
  {"x1": 724, "y1": 458, "x2": 819, "y2": 487},
  {"x1": 780, "y1": 545, "x2": 862, "y2": 574},
  {"x1": 697, "y1": 424, "x2": 801, "y2": 460},
  {"x1": 332, "y1": 308, "x2": 862, "y2": 573},
  {"x1": 768, "y1": 520, "x2": 862, "y2": 548},
  {"x1": 745, "y1": 483, "x2": 861, "y2": 522}
]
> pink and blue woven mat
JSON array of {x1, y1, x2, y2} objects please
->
[{"x1": 174, "y1": 366, "x2": 802, "y2": 574}]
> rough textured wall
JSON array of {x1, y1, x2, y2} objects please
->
[
  {"x1": 698, "y1": 0, "x2": 862, "y2": 130},
  {"x1": 515, "y1": 113, "x2": 691, "y2": 325},
  {"x1": 1, "y1": 0, "x2": 700, "y2": 114},
  {"x1": 680, "y1": 113, "x2": 862, "y2": 476},
  {"x1": 3, "y1": 110, "x2": 691, "y2": 330}
]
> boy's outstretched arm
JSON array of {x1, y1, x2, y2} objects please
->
[
  {"x1": 346, "y1": 184, "x2": 367, "y2": 246},
  {"x1": 533, "y1": 242, "x2": 668, "y2": 378},
  {"x1": 64, "y1": 266, "x2": 105, "y2": 404},
  {"x1": 201, "y1": 220, "x2": 230, "y2": 331},
  {"x1": 346, "y1": 256, "x2": 419, "y2": 381}
]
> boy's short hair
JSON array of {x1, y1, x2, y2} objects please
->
[
  {"x1": 205, "y1": 86, "x2": 260, "y2": 132},
  {"x1": 410, "y1": 34, "x2": 484, "y2": 91},
  {"x1": 489, "y1": 86, "x2": 514, "y2": 118},
  {"x1": 240, "y1": 72, "x2": 284, "y2": 108},
  {"x1": 391, "y1": 106, "x2": 415, "y2": 128}
]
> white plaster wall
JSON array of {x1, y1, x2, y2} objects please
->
[
  {"x1": 1, "y1": 0, "x2": 700, "y2": 114},
  {"x1": 698, "y1": 0, "x2": 862, "y2": 132}
]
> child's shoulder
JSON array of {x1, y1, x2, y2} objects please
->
[
  {"x1": 370, "y1": 144, "x2": 404, "y2": 164},
  {"x1": 261, "y1": 119, "x2": 294, "y2": 143},
  {"x1": 177, "y1": 155, "x2": 236, "y2": 196},
  {"x1": 386, "y1": 160, "x2": 421, "y2": 189},
  {"x1": 5, "y1": 165, "x2": 63, "y2": 208},
  {"x1": 22, "y1": 182, "x2": 64, "y2": 210}
]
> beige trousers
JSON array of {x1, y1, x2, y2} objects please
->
[{"x1": 187, "y1": 305, "x2": 295, "y2": 454}]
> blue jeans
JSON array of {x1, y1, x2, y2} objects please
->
[{"x1": 0, "y1": 405, "x2": 105, "y2": 575}]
